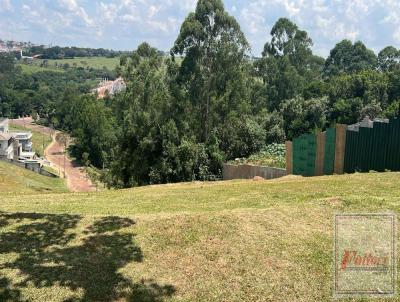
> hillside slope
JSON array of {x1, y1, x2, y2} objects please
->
[
  {"x1": 0, "y1": 160, "x2": 67, "y2": 194},
  {"x1": 0, "y1": 172, "x2": 399, "y2": 301}
]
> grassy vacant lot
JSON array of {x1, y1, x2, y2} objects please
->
[
  {"x1": 18, "y1": 64, "x2": 64, "y2": 74},
  {"x1": 49, "y1": 57, "x2": 120, "y2": 70},
  {"x1": 0, "y1": 172, "x2": 399, "y2": 301},
  {"x1": 17, "y1": 57, "x2": 120, "y2": 75},
  {"x1": 0, "y1": 161, "x2": 67, "y2": 194},
  {"x1": 19, "y1": 57, "x2": 120, "y2": 72}
]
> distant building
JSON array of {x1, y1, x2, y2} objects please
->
[
  {"x1": 0, "y1": 118, "x2": 34, "y2": 160},
  {"x1": 93, "y1": 77, "x2": 126, "y2": 99},
  {"x1": 0, "y1": 132, "x2": 15, "y2": 159}
]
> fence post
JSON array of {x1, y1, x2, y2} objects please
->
[
  {"x1": 334, "y1": 124, "x2": 347, "y2": 175},
  {"x1": 285, "y1": 141, "x2": 293, "y2": 175},
  {"x1": 315, "y1": 131, "x2": 326, "y2": 176}
]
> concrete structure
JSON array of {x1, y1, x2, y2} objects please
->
[
  {"x1": 0, "y1": 133, "x2": 14, "y2": 159},
  {"x1": 93, "y1": 77, "x2": 126, "y2": 98},
  {"x1": 0, "y1": 118, "x2": 34, "y2": 160},
  {"x1": 0, "y1": 158, "x2": 58, "y2": 178},
  {"x1": 11, "y1": 131, "x2": 33, "y2": 153},
  {"x1": 347, "y1": 116, "x2": 390, "y2": 132},
  {"x1": 223, "y1": 164, "x2": 287, "y2": 181},
  {"x1": 0, "y1": 118, "x2": 58, "y2": 178}
]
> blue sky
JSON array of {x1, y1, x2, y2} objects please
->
[{"x1": 0, "y1": 0, "x2": 399, "y2": 57}]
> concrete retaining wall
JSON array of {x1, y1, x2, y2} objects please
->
[
  {"x1": 39, "y1": 169, "x2": 59, "y2": 178},
  {"x1": 0, "y1": 157, "x2": 58, "y2": 178},
  {"x1": 0, "y1": 157, "x2": 26, "y2": 169},
  {"x1": 223, "y1": 164, "x2": 287, "y2": 180}
]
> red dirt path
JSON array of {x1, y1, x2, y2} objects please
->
[{"x1": 11, "y1": 117, "x2": 95, "y2": 193}]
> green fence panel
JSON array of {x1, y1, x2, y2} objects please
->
[
  {"x1": 387, "y1": 118, "x2": 400, "y2": 171},
  {"x1": 345, "y1": 119, "x2": 400, "y2": 173},
  {"x1": 387, "y1": 119, "x2": 396, "y2": 171},
  {"x1": 373, "y1": 122, "x2": 388, "y2": 172},
  {"x1": 344, "y1": 130, "x2": 357, "y2": 173},
  {"x1": 359, "y1": 127, "x2": 370, "y2": 172},
  {"x1": 293, "y1": 133, "x2": 317, "y2": 177},
  {"x1": 323, "y1": 127, "x2": 336, "y2": 175},
  {"x1": 296, "y1": 118, "x2": 400, "y2": 176}
]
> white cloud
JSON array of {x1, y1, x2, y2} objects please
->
[
  {"x1": 148, "y1": 5, "x2": 161, "y2": 18},
  {"x1": 99, "y1": 2, "x2": 119, "y2": 23},
  {"x1": 2, "y1": 0, "x2": 400, "y2": 56},
  {"x1": 0, "y1": 0, "x2": 13, "y2": 12},
  {"x1": 58, "y1": 0, "x2": 94, "y2": 26}
]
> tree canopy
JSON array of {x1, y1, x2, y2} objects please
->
[{"x1": 2, "y1": 0, "x2": 400, "y2": 188}]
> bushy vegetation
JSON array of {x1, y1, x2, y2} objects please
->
[
  {"x1": 2, "y1": 0, "x2": 400, "y2": 187},
  {"x1": 0, "y1": 54, "x2": 115, "y2": 119},
  {"x1": 229, "y1": 144, "x2": 286, "y2": 168}
]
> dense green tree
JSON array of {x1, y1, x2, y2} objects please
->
[
  {"x1": 387, "y1": 70, "x2": 400, "y2": 102},
  {"x1": 324, "y1": 40, "x2": 377, "y2": 77},
  {"x1": 378, "y1": 46, "x2": 400, "y2": 72},
  {"x1": 383, "y1": 100, "x2": 400, "y2": 119},
  {"x1": 69, "y1": 95, "x2": 115, "y2": 167},
  {"x1": 171, "y1": 0, "x2": 250, "y2": 142},
  {"x1": 327, "y1": 71, "x2": 389, "y2": 110},
  {"x1": 220, "y1": 115, "x2": 266, "y2": 158},
  {"x1": 256, "y1": 18, "x2": 323, "y2": 111},
  {"x1": 263, "y1": 18, "x2": 315, "y2": 76},
  {"x1": 5, "y1": 3, "x2": 400, "y2": 188},
  {"x1": 281, "y1": 96, "x2": 328, "y2": 140},
  {"x1": 330, "y1": 98, "x2": 363, "y2": 124}
]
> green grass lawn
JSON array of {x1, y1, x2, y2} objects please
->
[
  {"x1": 0, "y1": 172, "x2": 399, "y2": 301},
  {"x1": 18, "y1": 64, "x2": 65, "y2": 74},
  {"x1": 0, "y1": 161, "x2": 67, "y2": 195},
  {"x1": 9, "y1": 124, "x2": 52, "y2": 158},
  {"x1": 50, "y1": 57, "x2": 120, "y2": 70},
  {"x1": 17, "y1": 57, "x2": 120, "y2": 75}
]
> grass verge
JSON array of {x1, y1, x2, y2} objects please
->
[
  {"x1": 0, "y1": 160, "x2": 67, "y2": 194},
  {"x1": 0, "y1": 172, "x2": 399, "y2": 301}
]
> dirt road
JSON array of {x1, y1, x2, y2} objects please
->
[{"x1": 11, "y1": 117, "x2": 95, "y2": 193}]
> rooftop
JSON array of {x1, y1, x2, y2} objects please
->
[
  {"x1": 9, "y1": 131, "x2": 33, "y2": 140},
  {"x1": 0, "y1": 133, "x2": 13, "y2": 141}
]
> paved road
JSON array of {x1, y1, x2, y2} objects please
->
[{"x1": 11, "y1": 117, "x2": 95, "y2": 193}]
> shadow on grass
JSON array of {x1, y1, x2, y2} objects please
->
[{"x1": 0, "y1": 212, "x2": 175, "y2": 302}]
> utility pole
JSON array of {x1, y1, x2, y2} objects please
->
[
  {"x1": 58, "y1": 133, "x2": 68, "y2": 179},
  {"x1": 64, "y1": 144, "x2": 66, "y2": 179}
]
